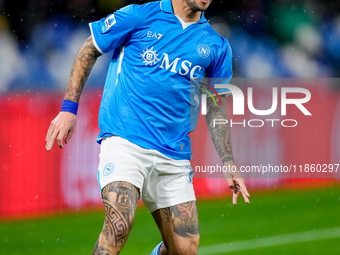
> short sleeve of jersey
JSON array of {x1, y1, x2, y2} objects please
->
[
  {"x1": 206, "y1": 38, "x2": 233, "y2": 95},
  {"x1": 89, "y1": 4, "x2": 140, "y2": 54}
]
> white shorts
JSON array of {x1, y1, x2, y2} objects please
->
[{"x1": 97, "y1": 136, "x2": 196, "y2": 213}]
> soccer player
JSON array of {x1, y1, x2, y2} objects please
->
[{"x1": 45, "y1": 0, "x2": 250, "y2": 254}]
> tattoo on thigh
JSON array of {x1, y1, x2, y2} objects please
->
[
  {"x1": 97, "y1": 182, "x2": 140, "y2": 251},
  {"x1": 163, "y1": 201, "x2": 199, "y2": 237}
]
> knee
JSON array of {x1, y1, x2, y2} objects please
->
[{"x1": 167, "y1": 235, "x2": 199, "y2": 255}]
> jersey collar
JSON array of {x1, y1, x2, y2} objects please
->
[{"x1": 160, "y1": 0, "x2": 208, "y2": 24}]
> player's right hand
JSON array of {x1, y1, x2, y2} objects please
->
[{"x1": 45, "y1": 111, "x2": 77, "y2": 151}]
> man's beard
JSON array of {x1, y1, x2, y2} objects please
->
[{"x1": 183, "y1": 0, "x2": 207, "y2": 12}]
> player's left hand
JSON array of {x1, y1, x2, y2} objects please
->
[{"x1": 223, "y1": 161, "x2": 250, "y2": 205}]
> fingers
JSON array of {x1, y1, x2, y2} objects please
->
[
  {"x1": 239, "y1": 182, "x2": 250, "y2": 203},
  {"x1": 232, "y1": 186, "x2": 239, "y2": 205},
  {"x1": 228, "y1": 178, "x2": 250, "y2": 205},
  {"x1": 56, "y1": 130, "x2": 67, "y2": 149},
  {"x1": 45, "y1": 112, "x2": 77, "y2": 151},
  {"x1": 227, "y1": 178, "x2": 239, "y2": 205},
  {"x1": 45, "y1": 123, "x2": 53, "y2": 142},
  {"x1": 65, "y1": 128, "x2": 75, "y2": 144},
  {"x1": 240, "y1": 187, "x2": 250, "y2": 204},
  {"x1": 46, "y1": 128, "x2": 59, "y2": 151}
]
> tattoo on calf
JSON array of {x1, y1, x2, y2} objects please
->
[
  {"x1": 93, "y1": 240, "x2": 112, "y2": 255},
  {"x1": 162, "y1": 201, "x2": 199, "y2": 238},
  {"x1": 163, "y1": 207, "x2": 171, "y2": 222},
  {"x1": 93, "y1": 182, "x2": 139, "y2": 254},
  {"x1": 103, "y1": 201, "x2": 129, "y2": 249}
]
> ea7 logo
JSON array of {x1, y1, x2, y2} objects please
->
[{"x1": 147, "y1": 31, "x2": 163, "y2": 39}]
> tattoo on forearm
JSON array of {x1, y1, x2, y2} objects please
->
[
  {"x1": 162, "y1": 201, "x2": 199, "y2": 238},
  {"x1": 93, "y1": 182, "x2": 139, "y2": 254},
  {"x1": 205, "y1": 96, "x2": 234, "y2": 164},
  {"x1": 65, "y1": 36, "x2": 102, "y2": 103}
]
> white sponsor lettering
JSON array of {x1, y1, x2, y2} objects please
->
[
  {"x1": 159, "y1": 53, "x2": 202, "y2": 79},
  {"x1": 159, "y1": 53, "x2": 180, "y2": 73},
  {"x1": 179, "y1": 60, "x2": 192, "y2": 76},
  {"x1": 147, "y1": 31, "x2": 163, "y2": 39}
]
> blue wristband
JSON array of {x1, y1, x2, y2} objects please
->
[{"x1": 61, "y1": 100, "x2": 78, "y2": 115}]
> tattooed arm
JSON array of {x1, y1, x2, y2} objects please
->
[
  {"x1": 45, "y1": 36, "x2": 102, "y2": 150},
  {"x1": 205, "y1": 96, "x2": 250, "y2": 205},
  {"x1": 64, "y1": 36, "x2": 102, "y2": 103}
]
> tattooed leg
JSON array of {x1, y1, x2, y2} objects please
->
[
  {"x1": 93, "y1": 181, "x2": 140, "y2": 255},
  {"x1": 152, "y1": 201, "x2": 200, "y2": 255}
]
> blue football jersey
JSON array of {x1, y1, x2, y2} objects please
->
[{"x1": 89, "y1": 0, "x2": 232, "y2": 160}]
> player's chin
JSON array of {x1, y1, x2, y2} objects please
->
[{"x1": 197, "y1": 1, "x2": 211, "y2": 11}]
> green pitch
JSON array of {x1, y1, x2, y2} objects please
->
[{"x1": 1, "y1": 185, "x2": 340, "y2": 255}]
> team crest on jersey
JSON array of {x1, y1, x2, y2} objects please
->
[
  {"x1": 140, "y1": 46, "x2": 160, "y2": 66},
  {"x1": 104, "y1": 14, "x2": 116, "y2": 31},
  {"x1": 103, "y1": 163, "x2": 115, "y2": 176},
  {"x1": 197, "y1": 44, "x2": 210, "y2": 58},
  {"x1": 186, "y1": 165, "x2": 194, "y2": 183}
]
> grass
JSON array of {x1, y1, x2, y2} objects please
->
[{"x1": 1, "y1": 185, "x2": 340, "y2": 254}]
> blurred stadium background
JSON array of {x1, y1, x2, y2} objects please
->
[{"x1": 1, "y1": 0, "x2": 340, "y2": 254}]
